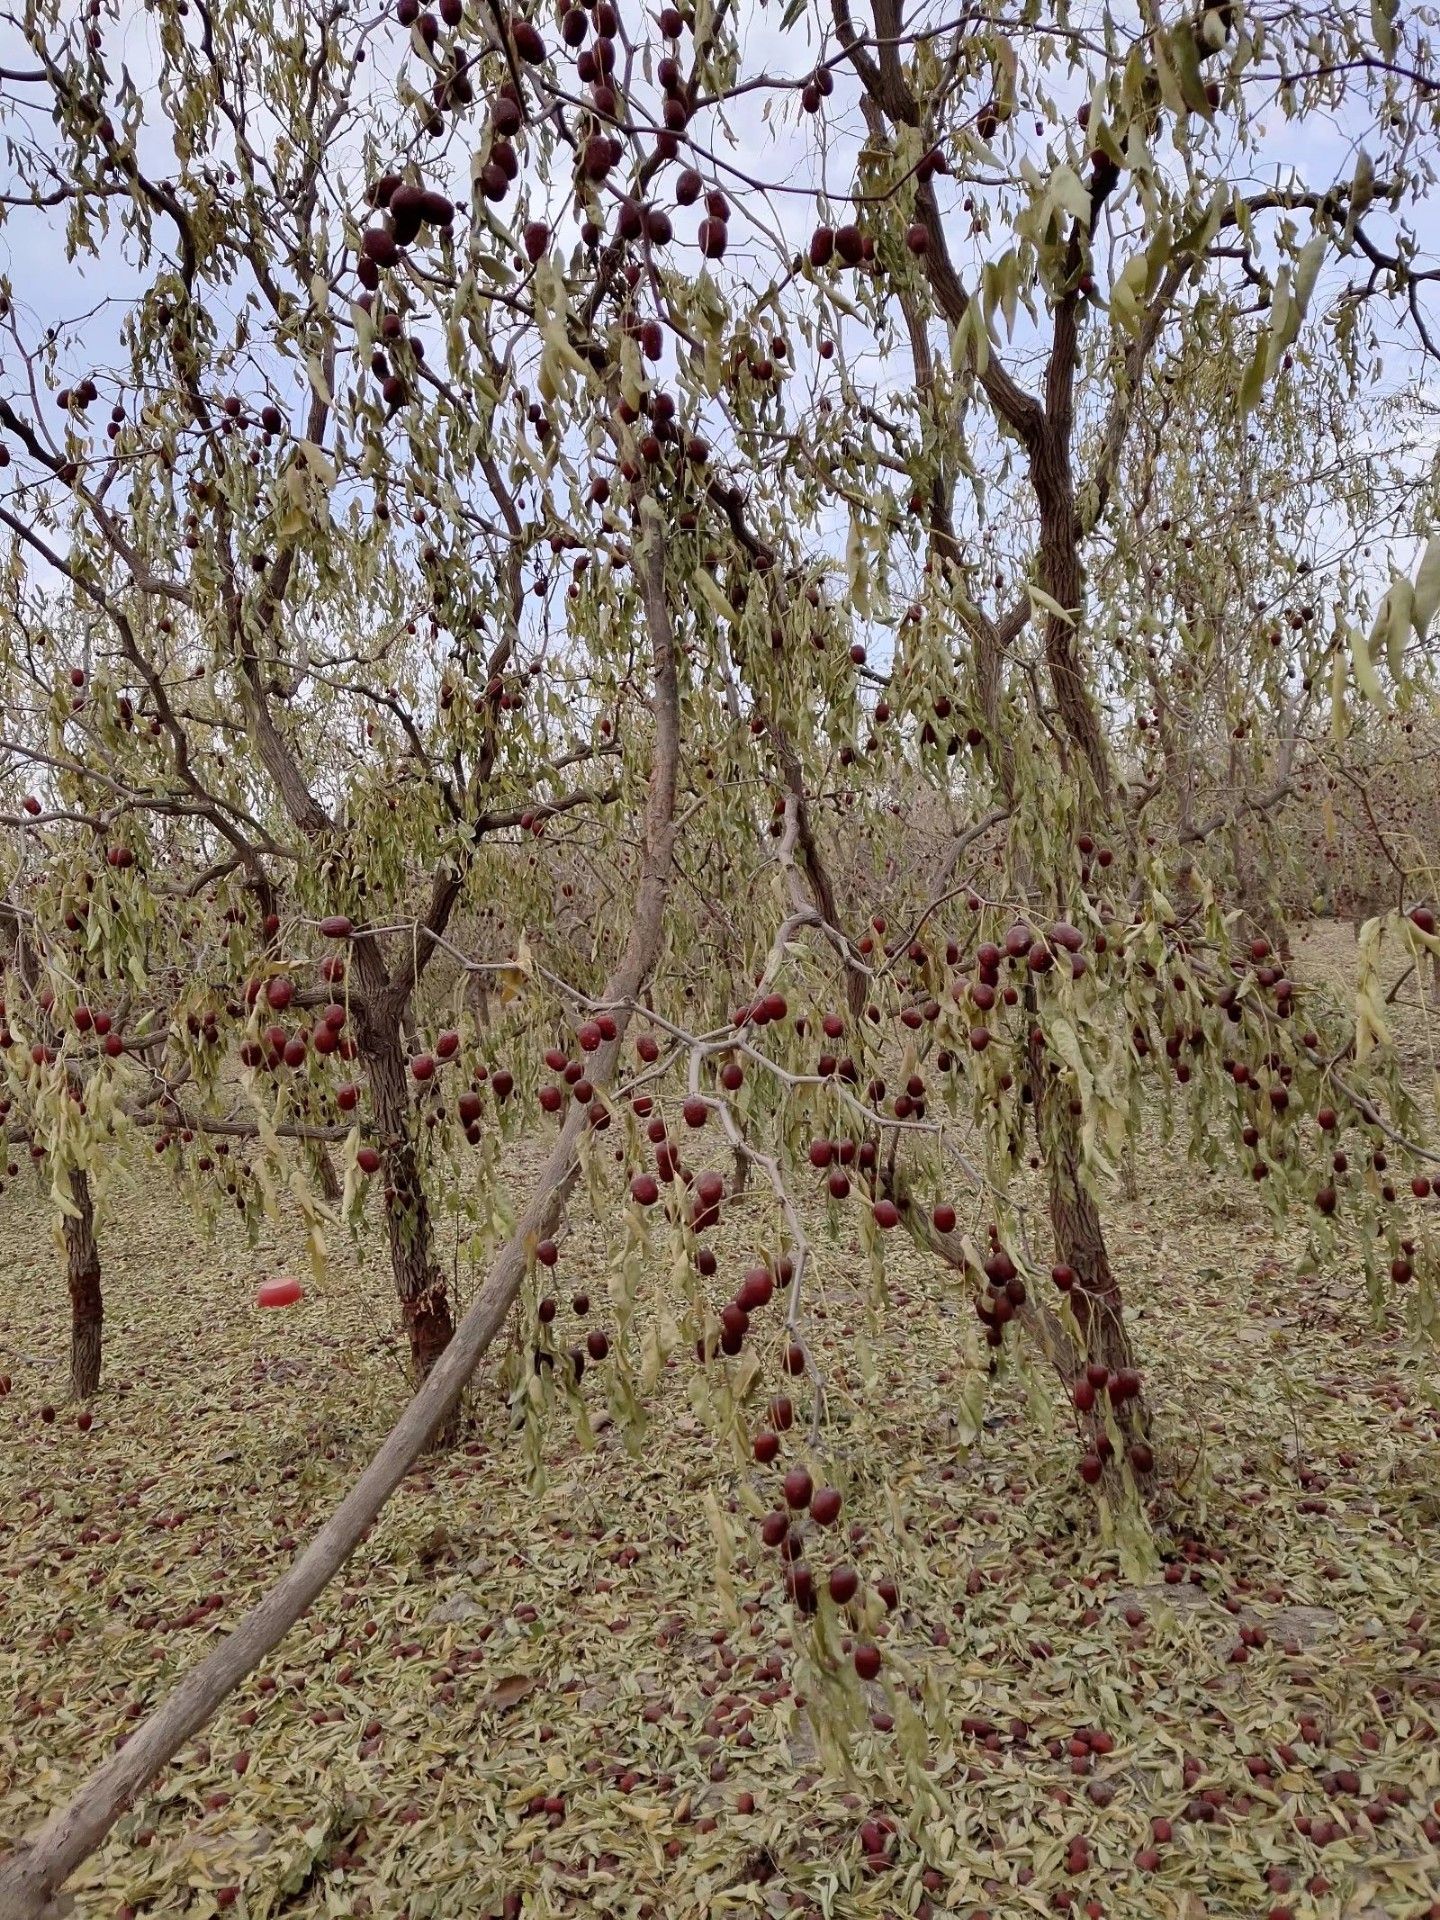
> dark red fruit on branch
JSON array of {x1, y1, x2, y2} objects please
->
[
  {"x1": 754, "y1": 1430, "x2": 780, "y2": 1464},
  {"x1": 631, "y1": 1173, "x2": 659, "y2": 1205},
  {"x1": 761, "y1": 1510, "x2": 788, "y2": 1547},
  {"x1": 695, "y1": 1170, "x2": 724, "y2": 1208},
  {"x1": 810, "y1": 1486, "x2": 841, "y2": 1525},
  {"x1": 783, "y1": 1467, "x2": 813, "y2": 1509},
  {"x1": 828, "y1": 1563, "x2": 858, "y2": 1604},
  {"x1": 738, "y1": 1268, "x2": 774, "y2": 1311},
  {"x1": 769, "y1": 1396, "x2": 794, "y2": 1430},
  {"x1": 853, "y1": 1643, "x2": 882, "y2": 1681},
  {"x1": 784, "y1": 1564, "x2": 816, "y2": 1612},
  {"x1": 872, "y1": 1199, "x2": 900, "y2": 1230},
  {"x1": 586, "y1": 1329, "x2": 609, "y2": 1361},
  {"x1": 1079, "y1": 1453, "x2": 1103, "y2": 1484}
]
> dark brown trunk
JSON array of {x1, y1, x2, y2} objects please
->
[
  {"x1": 311, "y1": 1146, "x2": 342, "y2": 1206},
  {"x1": 1035, "y1": 432, "x2": 1111, "y2": 810},
  {"x1": 64, "y1": 1167, "x2": 102, "y2": 1402},
  {"x1": 1028, "y1": 1024, "x2": 1150, "y2": 1465},
  {"x1": 1026, "y1": 403, "x2": 1141, "y2": 1468},
  {"x1": 359, "y1": 1017, "x2": 454, "y2": 1382}
]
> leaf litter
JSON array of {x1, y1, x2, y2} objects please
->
[{"x1": 1, "y1": 922, "x2": 1438, "y2": 1920}]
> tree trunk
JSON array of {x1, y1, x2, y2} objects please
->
[
  {"x1": 63, "y1": 1167, "x2": 102, "y2": 1402},
  {"x1": 310, "y1": 1145, "x2": 342, "y2": 1206},
  {"x1": 1028, "y1": 1023, "x2": 1150, "y2": 1462},
  {"x1": 359, "y1": 1018, "x2": 455, "y2": 1382}
]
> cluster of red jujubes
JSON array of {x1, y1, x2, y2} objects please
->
[
  {"x1": 531, "y1": 1236, "x2": 611, "y2": 1385},
  {"x1": 747, "y1": 1394, "x2": 897, "y2": 1683}
]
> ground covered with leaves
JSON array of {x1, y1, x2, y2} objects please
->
[{"x1": 3, "y1": 927, "x2": 1439, "y2": 1920}]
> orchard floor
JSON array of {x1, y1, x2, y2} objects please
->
[{"x1": 2, "y1": 923, "x2": 1439, "y2": 1920}]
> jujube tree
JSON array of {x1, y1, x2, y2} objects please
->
[{"x1": 2, "y1": 0, "x2": 1440, "y2": 1912}]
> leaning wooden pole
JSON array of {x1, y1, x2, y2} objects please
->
[{"x1": 0, "y1": 510, "x2": 680, "y2": 1920}]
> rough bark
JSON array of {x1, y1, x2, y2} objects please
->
[
  {"x1": 357, "y1": 1013, "x2": 455, "y2": 1382},
  {"x1": 1027, "y1": 1022, "x2": 1150, "y2": 1452},
  {"x1": 310, "y1": 1145, "x2": 342, "y2": 1207},
  {"x1": 64, "y1": 1167, "x2": 102, "y2": 1402},
  {"x1": 0, "y1": 501, "x2": 682, "y2": 1920}
]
